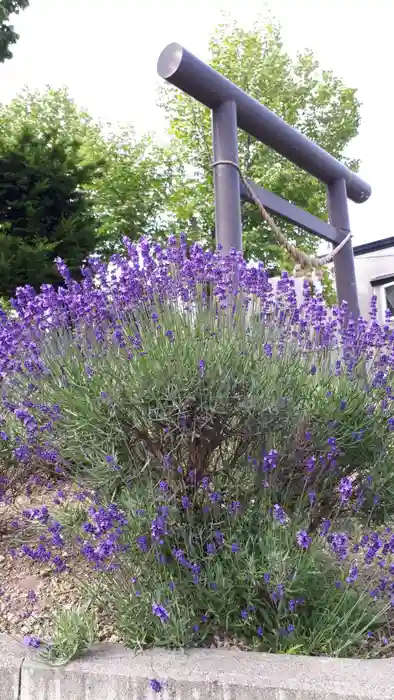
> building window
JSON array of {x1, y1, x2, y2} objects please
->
[{"x1": 381, "y1": 282, "x2": 394, "y2": 318}]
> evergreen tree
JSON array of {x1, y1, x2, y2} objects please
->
[{"x1": 0, "y1": 126, "x2": 102, "y2": 296}]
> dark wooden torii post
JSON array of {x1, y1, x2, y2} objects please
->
[{"x1": 157, "y1": 42, "x2": 371, "y2": 318}]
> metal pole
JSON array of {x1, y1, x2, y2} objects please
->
[
  {"x1": 212, "y1": 100, "x2": 242, "y2": 253},
  {"x1": 327, "y1": 178, "x2": 360, "y2": 318}
]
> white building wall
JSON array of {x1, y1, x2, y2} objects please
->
[
  {"x1": 259, "y1": 247, "x2": 394, "y2": 324},
  {"x1": 269, "y1": 274, "x2": 322, "y2": 307},
  {"x1": 354, "y1": 246, "x2": 394, "y2": 322}
]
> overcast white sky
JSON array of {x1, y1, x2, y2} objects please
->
[{"x1": 0, "y1": 0, "x2": 391, "y2": 244}]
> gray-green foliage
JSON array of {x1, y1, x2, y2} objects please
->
[
  {"x1": 4, "y1": 295, "x2": 394, "y2": 657},
  {"x1": 88, "y1": 490, "x2": 387, "y2": 656},
  {"x1": 15, "y1": 297, "x2": 394, "y2": 520},
  {"x1": 39, "y1": 607, "x2": 97, "y2": 666}
]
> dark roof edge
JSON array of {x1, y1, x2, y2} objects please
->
[
  {"x1": 371, "y1": 274, "x2": 394, "y2": 287},
  {"x1": 353, "y1": 237, "x2": 394, "y2": 257}
]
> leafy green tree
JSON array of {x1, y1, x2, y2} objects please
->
[
  {"x1": 0, "y1": 88, "x2": 180, "y2": 294},
  {"x1": 0, "y1": 0, "x2": 29, "y2": 63},
  {"x1": 0, "y1": 126, "x2": 101, "y2": 295},
  {"x1": 159, "y1": 19, "x2": 361, "y2": 273},
  {"x1": 0, "y1": 87, "x2": 177, "y2": 252},
  {"x1": 91, "y1": 125, "x2": 178, "y2": 250}
]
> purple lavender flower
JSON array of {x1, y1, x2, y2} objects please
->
[
  {"x1": 172, "y1": 548, "x2": 187, "y2": 565},
  {"x1": 307, "y1": 491, "x2": 316, "y2": 505},
  {"x1": 273, "y1": 504, "x2": 288, "y2": 525},
  {"x1": 346, "y1": 565, "x2": 358, "y2": 584},
  {"x1": 262, "y1": 449, "x2": 279, "y2": 472},
  {"x1": 328, "y1": 532, "x2": 349, "y2": 560},
  {"x1": 209, "y1": 491, "x2": 222, "y2": 503},
  {"x1": 181, "y1": 495, "x2": 190, "y2": 509},
  {"x1": 163, "y1": 453, "x2": 172, "y2": 469},
  {"x1": 270, "y1": 584, "x2": 285, "y2": 603},
  {"x1": 214, "y1": 530, "x2": 224, "y2": 546},
  {"x1": 151, "y1": 515, "x2": 167, "y2": 543},
  {"x1": 152, "y1": 603, "x2": 169, "y2": 623},
  {"x1": 136, "y1": 536, "x2": 149, "y2": 553},
  {"x1": 296, "y1": 530, "x2": 312, "y2": 549},
  {"x1": 338, "y1": 477, "x2": 353, "y2": 503},
  {"x1": 304, "y1": 455, "x2": 316, "y2": 472},
  {"x1": 320, "y1": 519, "x2": 331, "y2": 536},
  {"x1": 149, "y1": 679, "x2": 163, "y2": 693},
  {"x1": 23, "y1": 636, "x2": 40, "y2": 649},
  {"x1": 52, "y1": 555, "x2": 67, "y2": 572},
  {"x1": 21, "y1": 543, "x2": 51, "y2": 564},
  {"x1": 228, "y1": 500, "x2": 241, "y2": 515},
  {"x1": 199, "y1": 359, "x2": 206, "y2": 376}
]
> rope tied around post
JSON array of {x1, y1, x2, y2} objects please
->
[{"x1": 212, "y1": 159, "x2": 352, "y2": 270}]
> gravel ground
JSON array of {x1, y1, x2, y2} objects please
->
[
  {"x1": 0, "y1": 479, "x2": 249, "y2": 654},
  {"x1": 0, "y1": 481, "x2": 121, "y2": 645}
]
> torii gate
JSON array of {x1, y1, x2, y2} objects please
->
[{"x1": 157, "y1": 42, "x2": 371, "y2": 319}]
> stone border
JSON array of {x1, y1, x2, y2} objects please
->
[{"x1": 1, "y1": 634, "x2": 393, "y2": 700}]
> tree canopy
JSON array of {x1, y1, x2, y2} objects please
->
[
  {"x1": 0, "y1": 87, "x2": 176, "y2": 295},
  {"x1": 0, "y1": 0, "x2": 29, "y2": 63},
  {"x1": 0, "y1": 88, "x2": 176, "y2": 246},
  {"x1": 159, "y1": 19, "x2": 361, "y2": 273}
]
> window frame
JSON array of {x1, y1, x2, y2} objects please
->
[{"x1": 380, "y1": 281, "x2": 394, "y2": 320}]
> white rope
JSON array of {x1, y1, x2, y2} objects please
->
[{"x1": 212, "y1": 159, "x2": 352, "y2": 270}]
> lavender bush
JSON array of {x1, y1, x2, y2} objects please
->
[{"x1": 1, "y1": 235, "x2": 394, "y2": 657}]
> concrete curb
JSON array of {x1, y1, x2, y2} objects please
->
[
  {"x1": 0, "y1": 634, "x2": 25, "y2": 700},
  {"x1": 1, "y1": 634, "x2": 393, "y2": 699}
]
